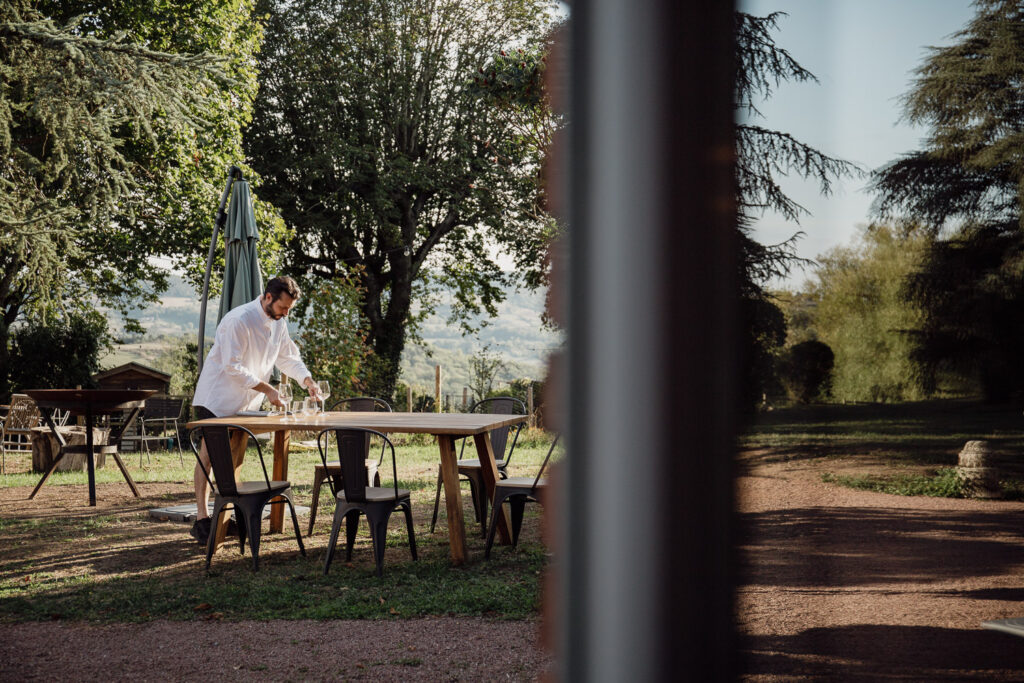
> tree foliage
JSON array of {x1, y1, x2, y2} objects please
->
[
  {"x1": 733, "y1": 11, "x2": 860, "y2": 407},
  {"x1": 7, "y1": 311, "x2": 111, "y2": 393},
  {"x1": 811, "y1": 224, "x2": 931, "y2": 403},
  {"x1": 776, "y1": 340, "x2": 833, "y2": 404},
  {"x1": 294, "y1": 272, "x2": 375, "y2": 399},
  {"x1": 871, "y1": 0, "x2": 1024, "y2": 400},
  {"x1": 468, "y1": 344, "x2": 507, "y2": 402},
  {"x1": 247, "y1": 0, "x2": 558, "y2": 398},
  {"x1": 0, "y1": 0, "x2": 269, "y2": 395}
]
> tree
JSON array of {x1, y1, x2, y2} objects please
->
[
  {"x1": 0, "y1": 0, "x2": 269, "y2": 397},
  {"x1": 246, "y1": 0, "x2": 557, "y2": 398},
  {"x1": 734, "y1": 11, "x2": 860, "y2": 407},
  {"x1": 810, "y1": 223, "x2": 931, "y2": 402},
  {"x1": 8, "y1": 311, "x2": 112, "y2": 392},
  {"x1": 468, "y1": 345, "x2": 507, "y2": 402},
  {"x1": 871, "y1": 0, "x2": 1024, "y2": 401},
  {"x1": 294, "y1": 272, "x2": 375, "y2": 399},
  {"x1": 777, "y1": 340, "x2": 834, "y2": 404}
]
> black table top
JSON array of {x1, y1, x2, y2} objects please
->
[{"x1": 24, "y1": 389, "x2": 156, "y2": 416}]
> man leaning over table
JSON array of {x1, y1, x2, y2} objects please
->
[{"x1": 189, "y1": 275, "x2": 321, "y2": 545}]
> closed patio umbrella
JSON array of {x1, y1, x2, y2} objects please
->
[
  {"x1": 217, "y1": 179, "x2": 263, "y2": 322},
  {"x1": 197, "y1": 166, "x2": 264, "y2": 374}
]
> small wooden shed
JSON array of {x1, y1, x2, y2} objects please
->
[
  {"x1": 92, "y1": 362, "x2": 171, "y2": 394},
  {"x1": 91, "y1": 362, "x2": 172, "y2": 452}
]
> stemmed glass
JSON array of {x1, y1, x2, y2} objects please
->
[
  {"x1": 302, "y1": 397, "x2": 318, "y2": 421},
  {"x1": 278, "y1": 381, "x2": 293, "y2": 419},
  {"x1": 316, "y1": 380, "x2": 331, "y2": 414}
]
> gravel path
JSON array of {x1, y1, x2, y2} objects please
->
[
  {"x1": 737, "y1": 453, "x2": 1024, "y2": 680},
  {"x1": 0, "y1": 618, "x2": 550, "y2": 681}
]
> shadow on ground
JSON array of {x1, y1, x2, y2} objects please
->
[{"x1": 742, "y1": 625, "x2": 1024, "y2": 680}]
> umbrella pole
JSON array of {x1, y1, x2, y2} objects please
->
[{"x1": 197, "y1": 165, "x2": 243, "y2": 375}]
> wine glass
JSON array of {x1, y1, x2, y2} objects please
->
[
  {"x1": 278, "y1": 381, "x2": 292, "y2": 417},
  {"x1": 316, "y1": 380, "x2": 331, "y2": 414},
  {"x1": 302, "y1": 397, "x2": 318, "y2": 420}
]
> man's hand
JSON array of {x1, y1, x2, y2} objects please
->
[
  {"x1": 265, "y1": 386, "x2": 285, "y2": 408},
  {"x1": 304, "y1": 377, "x2": 322, "y2": 400}
]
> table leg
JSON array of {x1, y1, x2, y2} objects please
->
[
  {"x1": 28, "y1": 453, "x2": 67, "y2": 499},
  {"x1": 86, "y1": 409, "x2": 96, "y2": 506},
  {"x1": 108, "y1": 452, "x2": 141, "y2": 497},
  {"x1": 474, "y1": 432, "x2": 512, "y2": 545},
  {"x1": 269, "y1": 430, "x2": 290, "y2": 533},
  {"x1": 213, "y1": 430, "x2": 249, "y2": 550},
  {"x1": 438, "y1": 435, "x2": 467, "y2": 565},
  {"x1": 28, "y1": 410, "x2": 68, "y2": 499}
]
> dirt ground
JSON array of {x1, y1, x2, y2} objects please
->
[
  {"x1": 8, "y1": 450, "x2": 1024, "y2": 680},
  {"x1": 0, "y1": 477, "x2": 553, "y2": 681},
  {"x1": 0, "y1": 618, "x2": 548, "y2": 681},
  {"x1": 736, "y1": 450, "x2": 1024, "y2": 680}
]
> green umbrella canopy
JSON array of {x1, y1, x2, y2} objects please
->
[{"x1": 217, "y1": 180, "x2": 263, "y2": 322}]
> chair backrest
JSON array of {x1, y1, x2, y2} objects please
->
[
  {"x1": 188, "y1": 424, "x2": 269, "y2": 497},
  {"x1": 464, "y1": 397, "x2": 527, "y2": 462},
  {"x1": 4, "y1": 394, "x2": 40, "y2": 431},
  {"x1": 144, "y1": 397, "x2": 184, "y2": 420},
  {"x1": 330, "y1": 397, "x2": 392, "y2": 413},
  {"x1": 533, "y1": 433, "x2": 561, "y2": 488},
  {"x1": 317, "y1": 427, "x2": 396, "y2": 503}
]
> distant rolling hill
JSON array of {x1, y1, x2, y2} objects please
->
[{"x1": 103, "y1": 275, "x2": 562, "y2": 394}]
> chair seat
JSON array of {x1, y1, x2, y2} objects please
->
[
  {"x1": 497, "y1": 477, "x2": 547, "y2": 491},
  {"x1": 339, "y1": 487, "x2": 411, "y2": 503},
  {"x1": 316, "y1": 459, "x2": 377, "y2": 471},
  {"x1": 233, "y1": 480, "x2": 291, "y2": 495},
  {"x1": 457, "y1": 458, "x2": 506, "y2": 470}
]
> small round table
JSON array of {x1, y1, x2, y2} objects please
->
[{"x1": 25, "y1": 389, "x2": 155, "y2": 506}]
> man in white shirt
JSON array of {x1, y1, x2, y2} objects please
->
[{"x1": 190, "y1": 275, "x2": 320, "y2": 545}]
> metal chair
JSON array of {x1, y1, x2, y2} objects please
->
[
  {"x1": 318, "y1": 427, "x2": 417, "y2": 577},
  {"x1": 430, "y1": 396, "x2": 526, "y2": 535},
  {"x1": 188, "y1": 424, "x2": 306, "y2": 571},
  {"x1": 307, "y1": 397, "x2": 392, "y2": 535},
  {"x1": 485, "y1": 433, "x2": 560, "y2": 559},
  {"x1": 0, "y1": 394, "x2": 41, "y2": 474},
  {"x1": 135, "y1": 396, "x2": 185, "y2": 466}
]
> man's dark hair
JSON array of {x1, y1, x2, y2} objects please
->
[{"x1": 265, "y1": 276, "x2": 301, "y2": 301}]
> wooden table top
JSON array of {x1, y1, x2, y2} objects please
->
[{"x1": 186, "y1": 411, "x2": 526, "y2": 436}]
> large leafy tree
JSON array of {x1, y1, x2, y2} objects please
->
[
  {"x1": 246, "y1": 0, "x2": 557, "y2": 398},
  {"x1": 871, "y1": 0, "x2": 1024, "y2": 400},
  {"x1": 0, "y1": 0, "x2": 268, "y2": 396},
  {"x1": 810, "y1": 223, "x2": 931, "y2": 403},
  {"x1": 734, "y1": 11, "x2": 860, "y2": 407}
]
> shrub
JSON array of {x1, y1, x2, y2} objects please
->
[{"x1": 777, "y1": 340, "x2": 834, "y2": 403}]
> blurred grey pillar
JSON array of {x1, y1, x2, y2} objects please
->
[{"x1": 561, "y1": 0, "x2": 736, "y2": 680}]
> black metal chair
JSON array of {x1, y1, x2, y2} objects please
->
[
  {"x1": 485, "y1": 433, "x2": 560, "y2": 559},
  {"x1": 188, "y1": 424, "x2": 306, "y2": 571},
  {"x1": 318, "y1": 427, "x2": 417, "y2": 577},
  {"x1": 307, "y1": 397, "x2": 392, "y2": 535},
  {"x1": 430, "y1": 397, "x2": 526, "y2": 536}
]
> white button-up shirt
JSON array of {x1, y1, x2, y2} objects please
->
[{"x1": 193, "y1": 297, "x2": 311, "y2": 417}]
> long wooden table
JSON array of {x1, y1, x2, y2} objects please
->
[{"x1": 186, "y1": 411, "x2": 526, "y2": 565}]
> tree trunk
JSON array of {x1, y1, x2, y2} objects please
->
[{"x1": 0, "y1": 317, "x2": 10, "y2": 400}]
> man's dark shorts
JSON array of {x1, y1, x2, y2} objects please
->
[{"x1": 193, "y1": 406, "x2": 216, "y2": 421}]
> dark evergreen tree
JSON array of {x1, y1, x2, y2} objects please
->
[
  {"x1": 871, "y1": 0, "x2": 1024, "y2": 400},
  {"x1": 734, "y1": 12, "x2": 860, "y2": 407}
]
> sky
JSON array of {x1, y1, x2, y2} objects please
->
[{"x1": 739, "y1": 0, "x2": 977, "y2": 289}]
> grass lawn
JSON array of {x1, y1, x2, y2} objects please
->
[
  {"x1": 0, "y1": 429, "x2": 560, "y2": 623},
  {"x1": 741, "y1": 399, "x2": 1024, "y2": 498}
]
